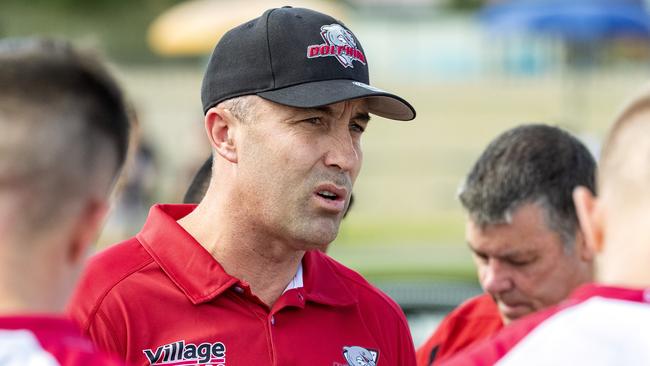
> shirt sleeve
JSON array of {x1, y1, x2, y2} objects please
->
[{"x1": 396, "y1": 313, "x2": 417, "y2": 366}]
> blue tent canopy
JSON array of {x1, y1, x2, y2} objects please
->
[{"x1": 481, "y1": 0, "x2": 650, "y2": 41}]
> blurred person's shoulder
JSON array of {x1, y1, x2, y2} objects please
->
[
  {"x1": 0, "y1": 316, "x2": 127, "y2": 366},
  {"x1": 439, "y1": 284, "x2": 619, "y2": 365}
]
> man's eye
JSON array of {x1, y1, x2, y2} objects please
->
[
  {"x1": 304, "y1": 117, "x2": 322, "y2": 125},
  {"x1": 508, "y1": 258, "x2": 533, "y2": 267},
  {"x1": 350, "y1": 122, "x2": 365, "y2": 133}
]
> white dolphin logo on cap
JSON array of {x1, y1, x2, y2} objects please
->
[
  {"x1": 321, "y1": 24, "x2": 359, "y2": 68},
  {"x1": 306, "y1": 24, "x2": 366, "y2": 68}
]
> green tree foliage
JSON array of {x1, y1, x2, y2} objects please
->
[{"x1": 0, "y1": 0, "x2": 189, "y2": 62}]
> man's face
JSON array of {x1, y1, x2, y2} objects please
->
[
  {"x1": 467, "y1": 202, "x2": 588, "y2": 324},
  {"x1": 235, "y1": 97, "x2": 369, "y2": 251}
]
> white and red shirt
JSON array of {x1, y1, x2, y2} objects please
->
[
  {"x1": 440, "y1": 284, "x2": 650, "y2": 366},
  {"x1": 0, "y1": 315, "x2": 124, "y2": 365},
  {"x1": 68, "y1": 204, "x2": 416, "y2": 366}
]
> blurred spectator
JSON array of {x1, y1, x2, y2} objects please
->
[
  {"x1": 0, "y1": 37, "x2": 129, "y2": 365},
  {"x1": 417, "y1": 124, "x2": 596, "y2": 365}
]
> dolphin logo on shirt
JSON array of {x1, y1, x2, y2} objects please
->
[{"x1": 343, "y1": 346, "x2": 378, "y2": 366}]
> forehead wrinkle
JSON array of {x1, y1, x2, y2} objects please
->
[
  {"x1": 291, "y1": 104, "x2": 368, "y2": 119},
  {"x1": 467, "y1": 232, "x2": 541, "y2": 258}
]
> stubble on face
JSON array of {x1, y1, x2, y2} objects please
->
[{"x1": 233, "y1": 97, "x2": 364, "y2": 251}]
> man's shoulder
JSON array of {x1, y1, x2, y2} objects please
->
[
  {"x1": 83, "y1": 237, "x2": 154, "y2": 292},
  {"x1": 315, "y1": 252, "x2": 405, "y2": 317},
  {"x1": 499, "y1": 293, "x2": 650, "y2": 365},
  {"x1": 68, "y1": 237, "x2": 154, "y2": 331},
  {"x1": 308, "y1": 252, "x2": 416, "y2": 364}
]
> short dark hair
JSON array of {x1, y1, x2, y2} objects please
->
[
  {"x1": 0, "y1": 38, "x2": 129, "y2": 168},
  {"x1": 0, "y1": 38, "x2": 130, "y2": 235},
  {"x1": 459, "y1": 124, "x2": 596, "y2": 247}
]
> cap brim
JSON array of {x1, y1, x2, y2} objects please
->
[{"x1": 257, "y1": 79, "x2": 415, "y2": 121}]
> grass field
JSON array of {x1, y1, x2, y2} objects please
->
[{"x1": 98, "y1": 64, "x2": 649, "y2": 281}]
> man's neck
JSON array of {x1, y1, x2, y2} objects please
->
[
  {"x1": 178, "y1": 203, "x2": 304, "y2": 307},
  {"x1": 0, "y1": 255, "x2": 66, "y2": 315}
]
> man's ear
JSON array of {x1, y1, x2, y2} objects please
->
[
  {"x1": 67, "y1": 199, "x2": 109, "y2": 265},
  {"x1": 573, "y1": 186, "x2": 605, "y2": 255},
  {"x1": 205, "y1": 106, "x2": 238, "y2": 163}
]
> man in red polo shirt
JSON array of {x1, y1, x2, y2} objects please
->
[
  {"x1": 416, "y1": 125, "x2": 596, "y2": 365},
  {"x1": 0, "y1": 38, "x2": 129, "y2": 365},
  {"x1": 440, "y1": 86, "x2": 650, "y2": 366},
  {"x1": 68, "y1": 7, "x2": 417, "y2": 366}
]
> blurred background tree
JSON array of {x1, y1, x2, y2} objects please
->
[{"x1": 1, "y1": 0, "x2": 186, "y2": 62}]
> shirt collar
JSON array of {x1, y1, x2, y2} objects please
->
[
  {"x1": 301, "y1": 250, "x2": 357, "y2": 307},
  {"x1": 283, "y1": 263, "x2": 303, "y2": 293},
  {"x1": 570, "y1": 283, "x2": 650, "y2": 304},
  {"x1": 137, "y1": 204, "x2": 356, "y2": 307},
  {"x1": 137, "y1": 204, "x2": 238, "y2": 305}
]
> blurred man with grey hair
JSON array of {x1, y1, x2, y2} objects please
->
[
  {"x1": 417, "y1": 124, "x2": 596, "y2": 365},
  {"x1": 0, "y1": 38, "x2": 129, "y2": 365},
  {"x1": 441, "y1": 86, "x2": 650, "y2": 366}
]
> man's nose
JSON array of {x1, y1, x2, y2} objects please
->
[
  {"x1": 480, "y1": 260, "x2": 514, "y2": 295},
  {"x1": 324, "y1": 129, "x2": 360, "y2": 173}
]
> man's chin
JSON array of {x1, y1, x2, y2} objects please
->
[
  {"x1": 498, "y1": 303, "x2": 534, "y2": 324},
  {"x1": 288, "y1": 221, "x2": 340, "y2": 251}
]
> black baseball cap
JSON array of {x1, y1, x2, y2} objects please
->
[{"x1": 201, "y1": 6, "x2": 415, "y2": 121}]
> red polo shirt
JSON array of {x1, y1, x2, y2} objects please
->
[
  {"x1": 440, "y1": 284, "x2": 650, "y2": 365},
  {"x1": 0, "y1": 316, "x2": 124, "y2": 365},
  {"x1": 416, "y1": 293, "x2": 503, "y2": 365},
  {"x1": 68, "y1": 204, "x2": 416, "y2": 366}
]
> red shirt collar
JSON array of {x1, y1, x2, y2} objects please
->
[{"x1": 137, "y1": 204, "x2": 356, "y2": 307}]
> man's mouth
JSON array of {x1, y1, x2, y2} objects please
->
[
  {"x1": 317, "y1": 190, "x2": 339, "y2": 200},
  {"x1": 313, "y1": 184, "x2": 347, "y2": 212}
]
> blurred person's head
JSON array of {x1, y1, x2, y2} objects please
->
[
  {"x1": 574, "y1": 87, "x2": 650, "y2": 288},
  {"x1": 459, "y1": 124, "x2": 596, "y2": 324},
  {"x1": 0, "y1": 38, "x2": 130, "y2": 312}
]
